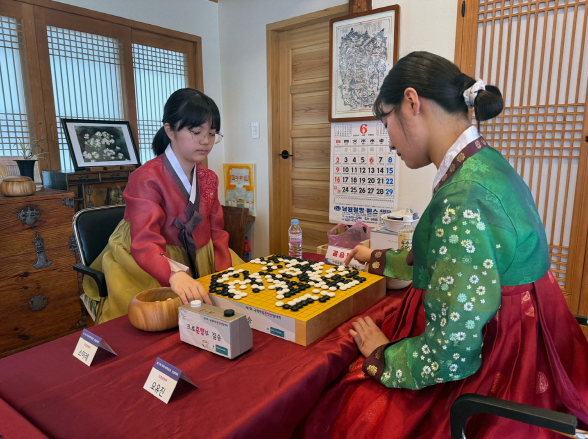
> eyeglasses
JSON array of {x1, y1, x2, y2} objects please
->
[{"x1": 188, "y1": 129, "x2": 224, "y2": 144}]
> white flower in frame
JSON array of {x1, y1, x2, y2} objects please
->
[
  {"x1": 483, "y1": 259, "x2": 494, "y2": 269},
  {"x1": 464, "y1": 302, "x2": 474, "y2": 311},
  {"x1": 469, "y1": 275, "x2": 479, "y2": 284},
  {"x1": 436, "y1": 229, "x2": 444, "y2": 237},
  {"x1": 450, "y1": 312, "x2": 460, "y2": 321}
]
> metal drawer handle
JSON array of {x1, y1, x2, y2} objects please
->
[
  {"x1": 18, "y1": 207, "x2": 41, "y2": 226},
  {"x1": 32, "y1": 233, "x2": 53, "y2": 269}
]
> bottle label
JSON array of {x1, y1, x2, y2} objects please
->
[{"x1": 398, "y1": 231, "x2": 413, "y2": 249}]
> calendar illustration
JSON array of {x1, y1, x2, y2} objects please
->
[{"x1": 329, "y1": 121, "x2": 397, "y2": 226}]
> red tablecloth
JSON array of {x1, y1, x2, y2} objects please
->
[{"x1": 0, "y1": 253, "x2": 407, "y2": 439}]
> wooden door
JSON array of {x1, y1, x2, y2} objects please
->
[
  {"x1": 455, "y1": 0, "x2": 588, "y2": 331},
  {"x1": 267, "y1": 5, "x2": 348, "y2": 255}
]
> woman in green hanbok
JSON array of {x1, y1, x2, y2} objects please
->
[{"x1": 301, "y1": 51, "x2": 588, "y2": 439}]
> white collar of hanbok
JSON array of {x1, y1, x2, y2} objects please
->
[
  {"x1": 432, "y1": 125, "x2": 480, "y2": 191},
  {"x1": 165, "y1": 145, "x2": 198, "y2": 204}
]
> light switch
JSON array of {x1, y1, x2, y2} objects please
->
[{"x1": 251, "y1": 122, "x2": 260, "y2": 139}]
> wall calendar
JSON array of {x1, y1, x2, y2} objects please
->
[{"x1": 329, "y1": 120, "x2": 397, "y2": 226}]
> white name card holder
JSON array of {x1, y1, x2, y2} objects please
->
[
  {"x1": 73, "y1": 329, "x2": 117, "y2": 366},
  {"x1": 324, "y1": 245, "x2": 367, "y2": 271},
  {"x1": 143, "y1": 357, "x2": 196, "y2": 404}
]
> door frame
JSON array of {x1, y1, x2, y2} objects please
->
[{"x1": 266, "y1": 4, "x2": 348, "y2": 254}]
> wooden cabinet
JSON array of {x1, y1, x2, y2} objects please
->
[
  {"x1": 43, "y1": 169, "x2": 130, "y2": 211},
  {"x1": 0, "y1": 189, "x2": 84, "y2": 358}
]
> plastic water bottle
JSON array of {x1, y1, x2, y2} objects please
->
[
  {"x1": 398, "y1": 215, "x2": 415, "y2": 250},
  {"x1": 288, "y1": 219, "x2": 303, "y2": 258}
]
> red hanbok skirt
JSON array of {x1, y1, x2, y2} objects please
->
[{"x1": 298, "y1": 271, "x2": 588, "y2": 438}]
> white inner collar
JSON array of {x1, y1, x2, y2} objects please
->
[
  {"x1": 165, "y1": 145, "x2": 197, "y2": 203},
  {"x1": 432, "y1": 125, "x2": 481, "y2": 191}
]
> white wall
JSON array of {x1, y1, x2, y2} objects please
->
[
  {"x1": 54, "y1": 0, "x2": 227, "y2": 178},
  {"x1": 219, "y1": 0, "x2": 458, "y2": 256}
]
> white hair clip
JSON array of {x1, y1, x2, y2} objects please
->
[{"x1": 463, "y1": 79, "x2": 485, "y2": 109}]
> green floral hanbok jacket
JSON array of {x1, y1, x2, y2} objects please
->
[{"x1": 365, "y1": 144, "x2": 549, "y2": 390}]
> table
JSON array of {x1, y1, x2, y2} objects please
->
[{"x1": 0, "y1": 267, "x2": 408, "y2": 439}]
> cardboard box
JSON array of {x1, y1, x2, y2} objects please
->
[{"x1": 370, "y1": 227, "x2": 399, "y2": 250}]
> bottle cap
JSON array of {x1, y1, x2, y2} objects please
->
[
  {"x1": 190, "y1": 300, "x2": 202, "y2": 307},
  {"x1": 224, "y1": 309, "x2": 235, "y2": 317},
  {"x1": 291, "y1": 219, "x2": 299, "y2": 225},
  {"x1": 402, "y1": 215, "x2": 413, "y2": 222}
]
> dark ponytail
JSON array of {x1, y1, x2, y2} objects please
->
[
  {"x1": 151, "y1": 88, "x2": 221, "y2": 156},
  {"x1": 152, "y1": 127, "x2": 170, "y2": 156},
  {"x1": 374, "y1": 51, "x2": 503, "y2": 126}
]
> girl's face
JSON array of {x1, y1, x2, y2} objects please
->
[
  {"x1": 380, "y1": 102, "x2": 430, "y2": 169},
  {"x1": 166, "y1": 121, "x2": 217, "y2": 167}
]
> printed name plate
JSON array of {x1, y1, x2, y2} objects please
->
[
  {"x1": 324, "y1": 245, "x2": 366, "y2": 270},
  {"x1": 73, "y1": 329, "x2": 117, "y2": 366},
  {"x1": 143, "y1": 357, "x2": 196, "y2": 404}
]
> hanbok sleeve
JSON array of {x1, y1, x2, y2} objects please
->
[
  {"x1": 124, "y1": 173, "x2": 173, "y2": 286},
  {"x1": 363, "y1": 181, "x2": 517, "y2": 389}
]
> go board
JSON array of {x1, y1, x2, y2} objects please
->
[{"x1": 201, "y1": 255, "x2": 385, "y2": 346}]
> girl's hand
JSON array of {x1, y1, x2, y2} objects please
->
[
  {"x1": 349, "y1": 316, "x2": 390, "y2": 358},
  {"x1": 345, "y1": 244, "x2": 374, "y2": 265},
  {"x1": 169, "y1": 271, "x2": 212, "y2": 305}
]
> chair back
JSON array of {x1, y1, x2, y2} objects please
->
[
  {"x1": 72, "y1": 205, "x2": 126, "y2": 266},
  {"x1": 222, "y1": 205, "x2": 249, "y2": 257}
]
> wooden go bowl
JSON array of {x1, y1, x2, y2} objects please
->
[
  {"x1": 128, "y1": 287, "x2": 183, "y2": 332},
  {"x1": 0, "y1": 176, "x2": 36, "y2": 197}
]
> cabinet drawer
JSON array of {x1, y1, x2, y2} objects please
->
[
  {"x1": 67, "y1": 173, "x2": 99, "y2": 183},
  {"x1": 0, "y1": 268, "x2": 81, "y2": 355},
  {"x1": 101, "y1": 170, "x2": 130, "y2": 181},
  {"x1": 0, "y1": 246, "x2": 76, "y2": 279},
  {"x1": 0, "y1": 197, "x2": 74, "y2": 235}
]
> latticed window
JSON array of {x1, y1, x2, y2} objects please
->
[
  {"x1": 47, "y1": 26, "x2": 124, "y2": 170},
  {"x1": 0, "y1": 15, "x2": 31, "y2": 157},
  {"x1": 132, "y1": 44, "x2": 188, "y2": 164}
]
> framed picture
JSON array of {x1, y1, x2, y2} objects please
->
[
  {"x1": 329, "y1": 5, "x2": 400, "y2": 122},
  {"x1": 61, "y1": 119, "x2": 141, "y2": 171}
]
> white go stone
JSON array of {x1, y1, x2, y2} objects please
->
[
  {"x1": 276, "y1": 294, "x2": 285, "y2": 300},
  {"x1": 327, "y1": 292, "x2": 336, "y2": 297},
  {"x1": 240, "y1": 285, "x2": 247, "y2": 290},
  {"x1": 312, "y1": 289, "x2": 320, "y2": 293},
  {"x1": 275, "y1": 301, "x2": 284, "y2": 307},
  {"x1": 233, "y1": 295, "x2": 242, "y2": 300},
  {"x1": 329, "y1": 286, "x2": 337, "y2": 291}
]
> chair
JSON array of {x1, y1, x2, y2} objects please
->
[
  {"x1": 222, "y1": 205, "x2": 250, "y2": 259},
  {"x1": 72, "y1": 205, "x2": 125, "y2": 322}
]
